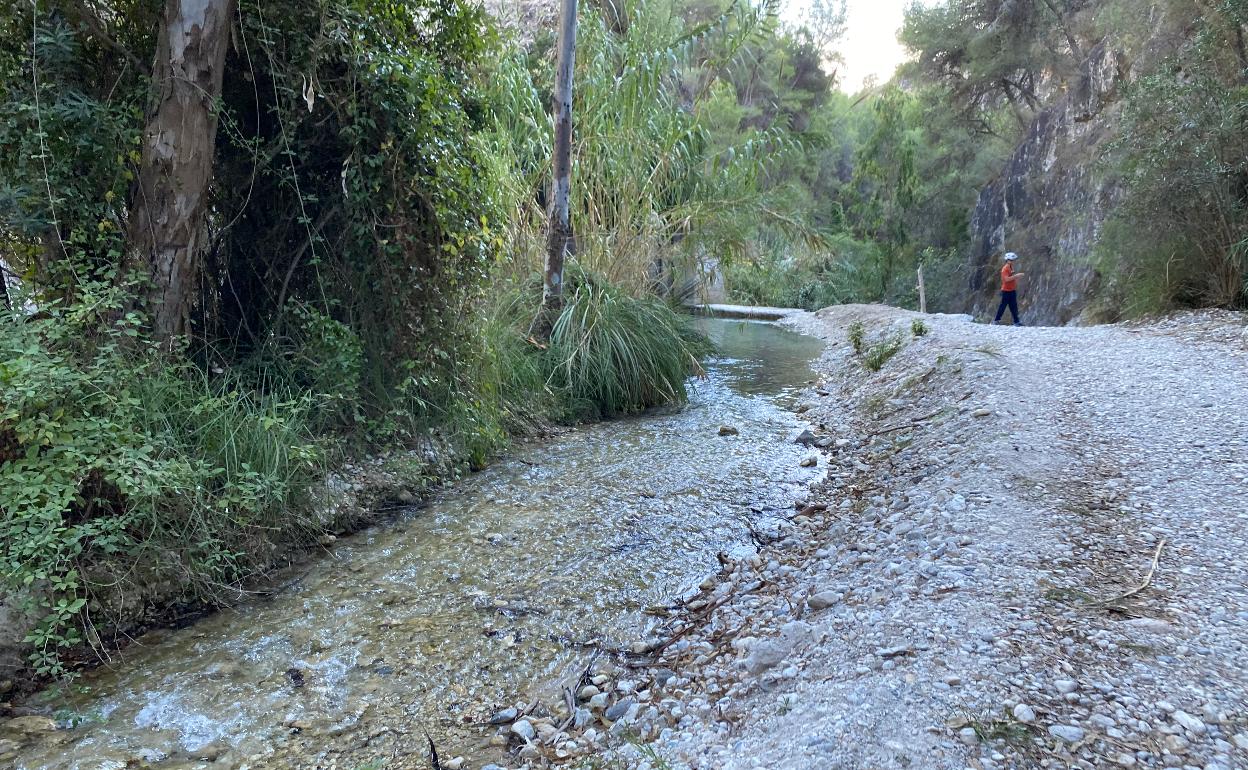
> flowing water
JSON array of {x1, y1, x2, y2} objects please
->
[{"x1": 9, "y1": 318, "x2": 824, "y2": 770}]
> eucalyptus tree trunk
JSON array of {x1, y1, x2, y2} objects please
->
[
  {"x1": 128, "y1": 0, "x2": 235, "y2": 343},
  {"x1": 535, "y1": 0, "x2": 578, "y2": 339}
]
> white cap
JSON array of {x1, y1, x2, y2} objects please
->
[{"x1": 1005, "y1": 252, "x2": 1018, "y2": 261}]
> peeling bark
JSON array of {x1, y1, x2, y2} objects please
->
[
  {"x1": 128, "y1": 0, "x2": 235, "y2": 343},
  {"x1": 535, "y1": 0, "x2": 577, "y2": 338}
]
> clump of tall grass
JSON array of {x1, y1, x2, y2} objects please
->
[{"x1": 545, "y1": 275, "x2": 710, "y2": 417}]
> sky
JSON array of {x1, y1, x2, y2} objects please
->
[{"x1": 781, "y1": 0, "x2": 916, "y2": 93}]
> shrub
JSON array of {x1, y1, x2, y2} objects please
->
[
  {"x1": 911, "y1": 318, "x2": 929, "y2": 337},
  {"x1": 544, "y1": 272, "x2": 709, "y2": 418},
  {"x1": 863, "y1": 334, "x2": 904, "y2": 372},
  {"x1": 0, "y1": 282, "x2": 322, "y2": 678},
  {"x1": 1098, "y1": 3, "x2": 1248, "y2": 315},
  {"x1": 847, "y1": 320, "x2": 867, "y2": 353}
]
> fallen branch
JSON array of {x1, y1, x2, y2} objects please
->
[
  {"x1": 1094, "y1": 539, "x2": 1166, "y2": 605},
  {"x1": 650, "y1": 580, "x2": 763, "y2": 655}
]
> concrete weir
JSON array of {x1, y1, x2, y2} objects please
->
[{"x1": 687, "y1": 303, "x2": 804, "y2": 321}]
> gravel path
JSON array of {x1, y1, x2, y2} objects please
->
[{"x1": 581, "y1": 306, "x2": 1248, "y2": 770}]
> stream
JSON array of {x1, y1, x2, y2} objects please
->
[{"x1": 9, "y1": 318, "x2": 825, "y2": 770}]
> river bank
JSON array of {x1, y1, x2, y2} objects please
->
[
  {"x1": 2, "y1": 318, "x2": 826, "y2": 769},
  {"x1": 548, "y1": 304, "x2": 1248, "y2": 770}
]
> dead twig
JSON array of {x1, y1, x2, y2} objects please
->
[
  {"x1": 1094, "y1": 539, "x2": 1166, "y2": 605},
  {"x1": 425, "y1": 731, "x2": 442, "y2": 770}
]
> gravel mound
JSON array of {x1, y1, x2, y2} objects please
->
[{"x1": 569, "y1": 306, "x2": 1248, "y2": 770}]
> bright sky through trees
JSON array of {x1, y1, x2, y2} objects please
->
[{"x1": 782, "y1": 0, "x2": 914, "y2": 92}]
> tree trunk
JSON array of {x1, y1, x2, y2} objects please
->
[
  {"x1": 128, "y1": 0, "x2": 235, "y2": 344},
  {"x1": 534, "y1": 0, "x2": 578, "y2": 339}
]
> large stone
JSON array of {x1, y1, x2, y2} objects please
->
[
  {"x1": 744, "y1": 640, "x2": 788, "y2": 674},
  {"x1": 1049, "y1": 724, "x2": 1086, "y2": 743},
  {"x1": 488, "y1": 707, "x2": 519, "y2": 725},
  {"x1": 807, "y1": 591, "x2": 840, "y2": 610},
  {"x1": 605, "y1": 698, "x2": 636, "y2": 723},
  {"x1": 510, "y1": 719, "x2": 535, "y2": 742},
  {"x1": 1171, "y1": 710, "x2": 1206, "y2": 735},
  {"x1": 1012, "y1": 703, "x2": 1037, "y2": 723}
]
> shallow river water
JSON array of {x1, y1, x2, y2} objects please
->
[{"x1": 11, "y1": 318, "x2": 824, "y2": 770}]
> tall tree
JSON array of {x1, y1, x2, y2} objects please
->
[
  {"x1": 127, "y1": 0, "x2": 235, "y2": 343},
  {"x1": 536, "y1": 0, "x2": 578, "y2": 337}
]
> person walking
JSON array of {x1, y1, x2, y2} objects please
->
[{"x1": 993, "y1": 252, "x2": 1024, "y2": 325}]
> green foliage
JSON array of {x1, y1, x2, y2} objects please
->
[
  {"x1": 0, "y1": 282, "x2": 321, "y2": 678},
  {"x1": 851, "y1": 86, "x2": 919, "y2": 297},
  {"x1": 0, "y1": 6, "x2": 147, "y2": 296},
  {"x1": 485, "y1": 0, "x2": 796, "y2": 292},
  {"x1": 900, "y1": 0, "x2": 1087, "y2": 132},
  {"x1": 862, "y1": 333, "x2": 904, "y2": 372},
  {"x1": 846, "y1": 320, "x2": 866, "y2": 353},
  {"x1": 543, "y1": 270, "x2": 709, "y2": 418},
  {"x1": 911, "y1": 318, "x2": 929, "y2": 337},
  {"x1": 1096, "y1": 1, "x2": 1248, "y2": 315}
]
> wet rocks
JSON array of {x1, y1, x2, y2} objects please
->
[{"x1": 4, "y1": 716, "x2": 56, "y2": 734}]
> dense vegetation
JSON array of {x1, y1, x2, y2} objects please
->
[{"x1": 2, "y1": 0, "x2": 1246, "y2": 678}]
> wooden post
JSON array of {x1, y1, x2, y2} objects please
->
[
  {"x1": 534, "y1": 0, "x2": 578, "y2": 339},
  {"x1": 916, "y1": 265, "x2": 927, "y2": 314}
]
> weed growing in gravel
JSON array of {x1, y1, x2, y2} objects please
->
[
  {"x1": 847, "y1": 320, "x2": 867, "y2": 353},
  {"x1": 863, "y1": 334, "x2": 905, "y2": 371},
  {"x1": 911, "y1": 318, "x2": 929, "y2": 337},
  {"x1": 777, "y1": 694, "x2": 799, "y2": 715},
  {"x1": 1042, "y1": 586, "x2": 1094, "y2": 604},
  {"x1": 969, "y1": 715, "x2": 1034, "y2": 746}
]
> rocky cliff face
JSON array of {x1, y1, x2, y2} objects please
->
[{"x1": 966, "y1": 43, "x2": 1130, "y2": 325}]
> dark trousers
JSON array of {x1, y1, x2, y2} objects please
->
[{"x1": 994, "y1": 290, "x2": 1020, "y2": 324}]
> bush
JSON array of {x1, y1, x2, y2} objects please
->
[
  {"x1": 0, "y1": 283, "x2": 322, "y2": 678},
  {"x1": 544, "y1": 271, "x2": 709, "y2": 418},
  {"x1": 911, "y1": 318, "x2": 929, "y2": 337},
  {"x1": 1098, "y1": 3, "x2": 1248, "y2": 315},
  {"x1": 863, "y1": 334, "x2": 904, "y2": 372},
  {"x1": 847, "y1": 320, "x2": 867, "y2": 353}
]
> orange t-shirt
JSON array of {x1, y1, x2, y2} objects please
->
[{"x1": 1001, "y1": 263, "x2": 1018, "y2": 291}]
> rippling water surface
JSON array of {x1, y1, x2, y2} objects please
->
[{"x1": 11, "y1": 318, "x2": 824, "y2": 769}]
